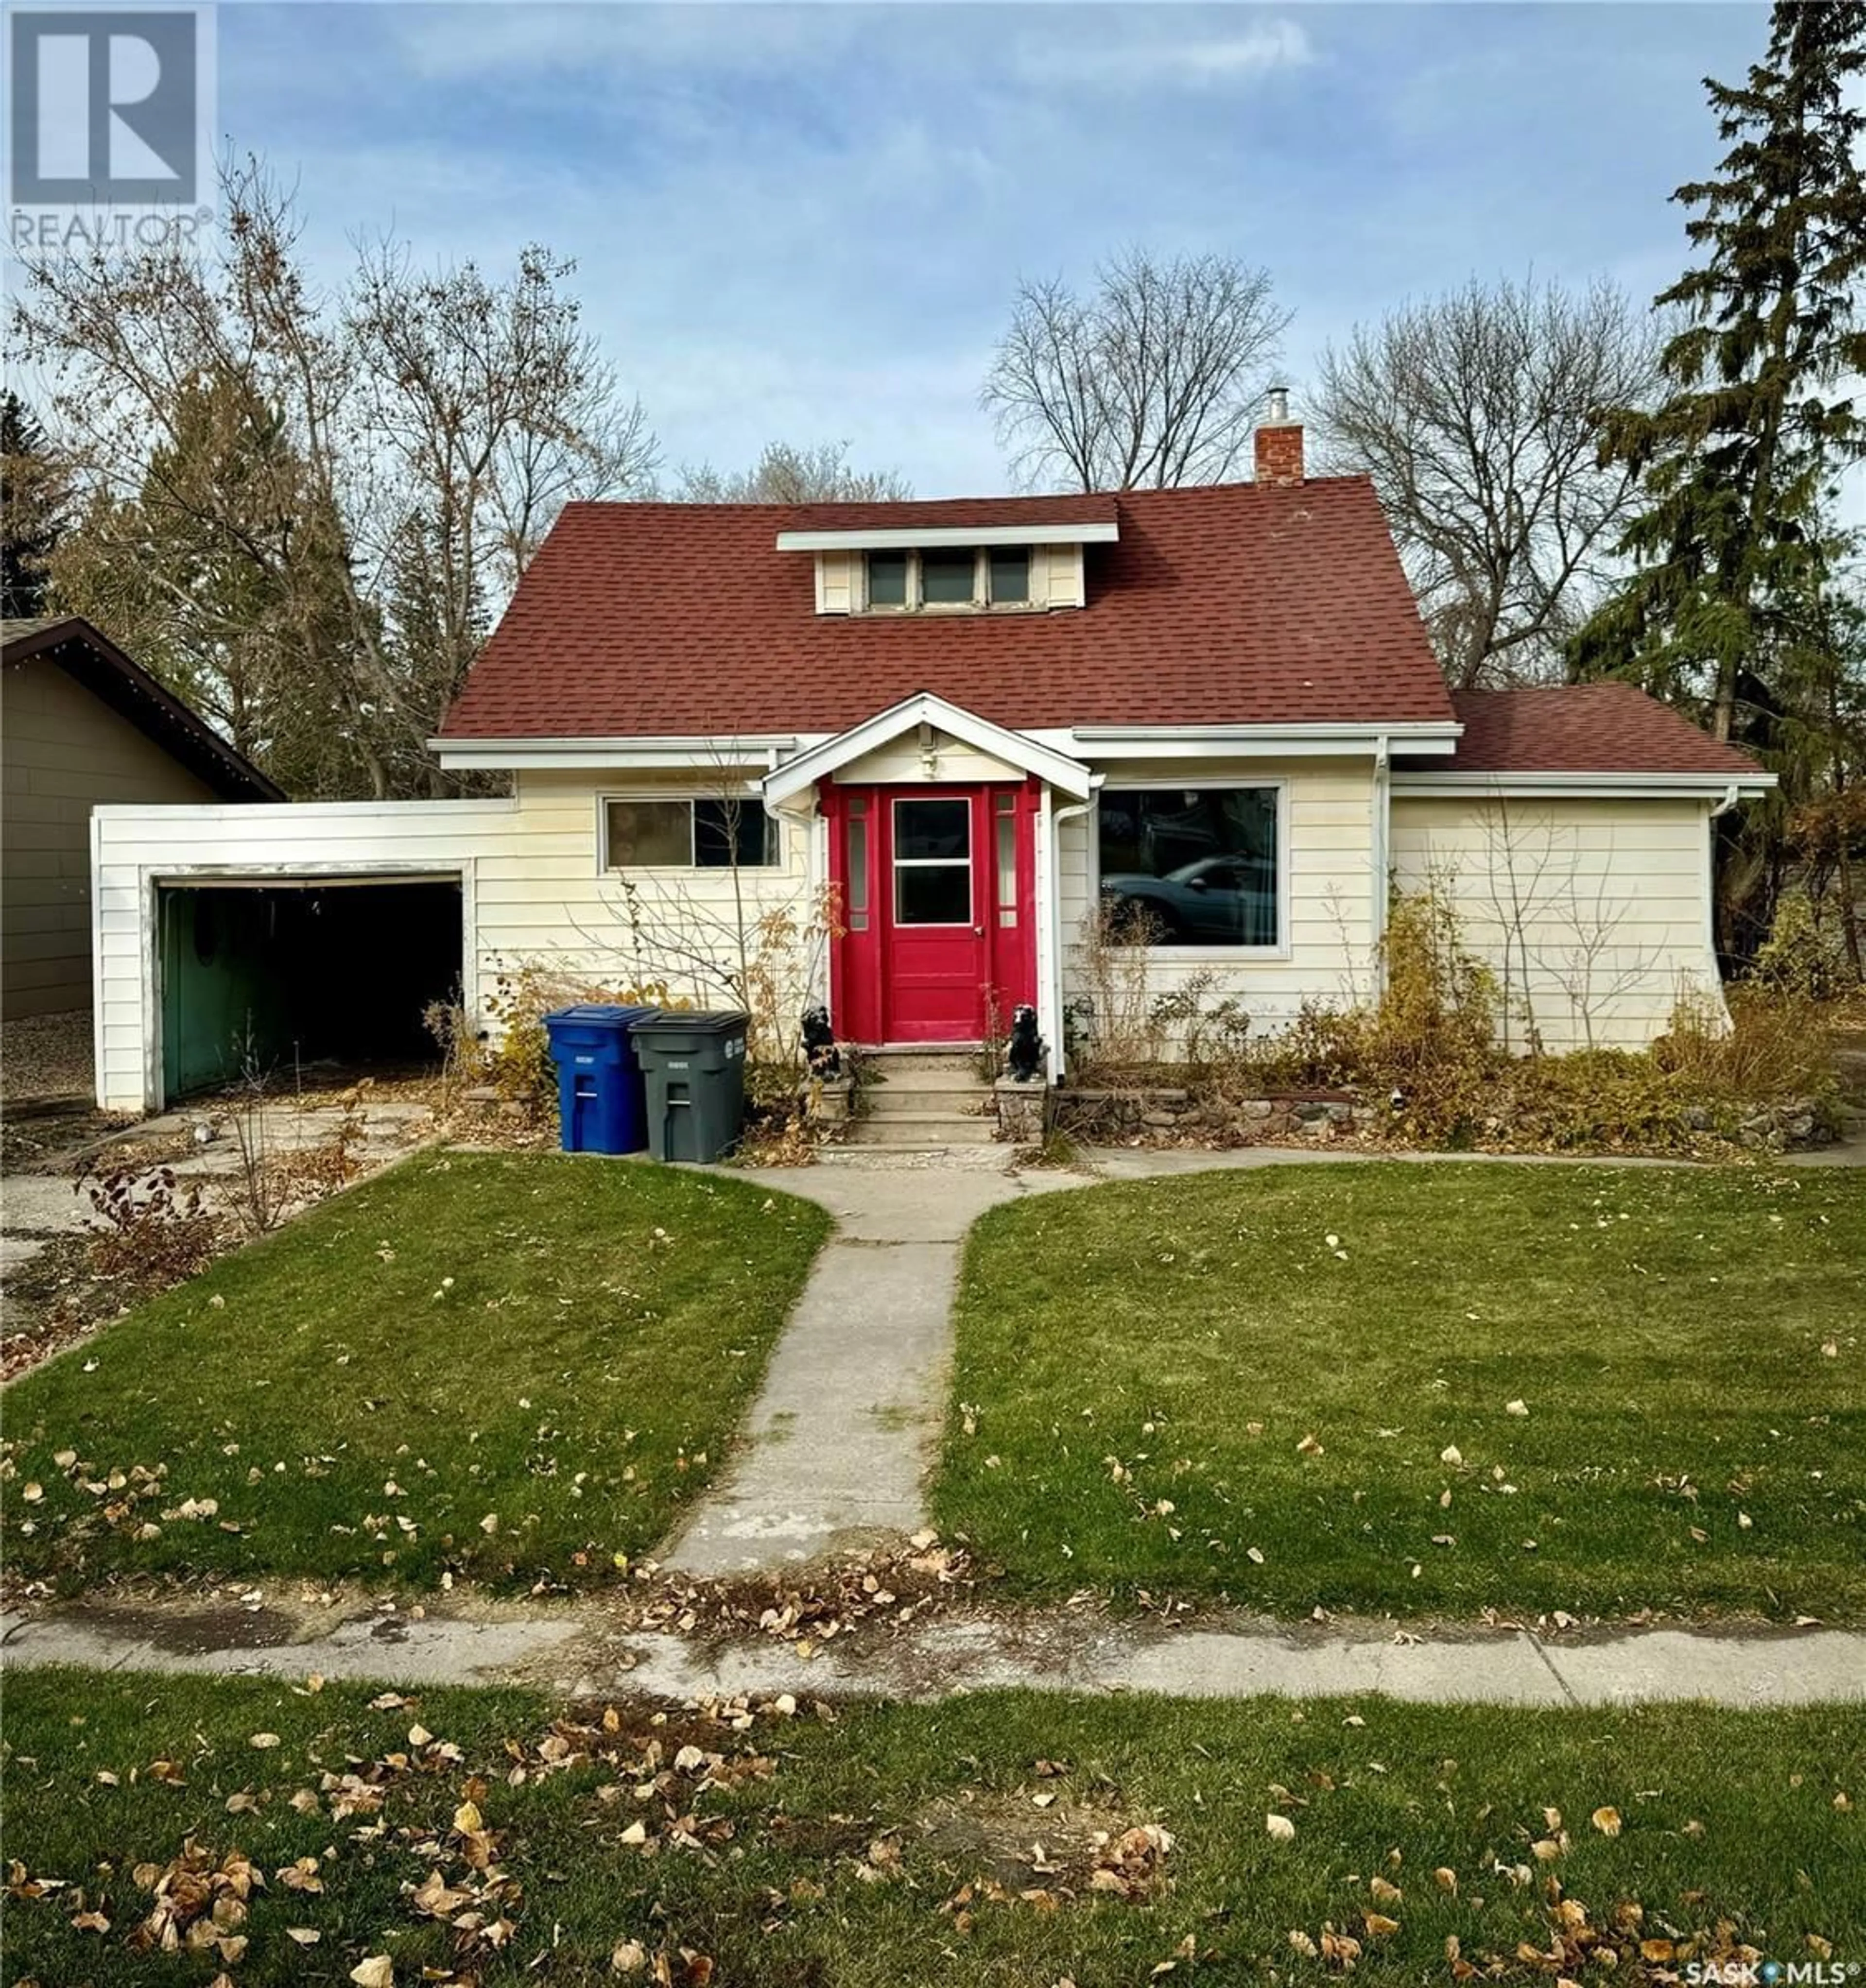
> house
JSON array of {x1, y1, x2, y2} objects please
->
[
  {"x1": 2, "y1": 616, "x2": 281, "y2": 1023},
  {"x1": 87, "y1": 410, "x2": 1771, "y2": 1113}
]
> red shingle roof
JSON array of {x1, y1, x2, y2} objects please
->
[
  {"x1": 439, "y1": 479, "x2": 1455, "y2": 738},
  {"x1": 1440, "y1": 685, "x2": 1765, "y2": 777}
]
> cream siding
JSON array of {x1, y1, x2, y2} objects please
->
[
  {"x1": 817, "y1": 551, "x2": 857, "y2": 613},
  {"x1": 832, "y1": 731, "x2": 1023, "y2": 785},
  {"x1": 1058, "y1": 758, "x2": 1380, "y2": 1052},
  {"x1": 4, "y1": 659, "x2": 220, "y2": 1017},
  {"x1": 1034, "y1": 544, "x2": 1086, "y2": 608},
  {"x1": 91, "y1": 775, "x2": 820, "y2": 1112},
  {"x1": 489, "y1": 771, "x2": 816, "y2": 1008},
  {"x1": 1389, "y1": 794, "x2": 1719, "y2": 1051}
]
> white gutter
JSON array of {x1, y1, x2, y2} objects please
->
[
  {"x1": 432, "y1": 734, "x2": 797, "y2": 771},
  {"x1": 1068, "y1": 720, "x2": 1460, "y2": 745},
  {"x1": 1049, "y1": 722, "x2": 1462, "y2": 762},
  {"x1": 776, "y1": 521, "x2": 1119, "y2": 552},
  {"x1": 1708, "y1": 782, "x2": 1744, "y2": 818},
  {"x1": 1392, "y1": 770, "x2": 1776, "y2": 800},
  {"x1": 1369, "y1": 735, "x2": 1390, "y2": 957},
  {"x1": 1045, "y1": 779, "x2": 1103, "y2": 1082}
]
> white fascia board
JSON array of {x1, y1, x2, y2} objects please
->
[
  {"x1": 775, "y1": 522, "x2": 1119, "y2": 552},
  {"x1": 92, "y1": 798, "x2": 519, "y2": 822},
  {"x1": 763, "y1": 692, "x2": 1093, "y2": 805},
  {"x1": 1049, "y1": 722, "x2": 1462, "y2": 760},
  {"x1": 430, "y1": 735, "x2": 796, "y2": 771},
  {"x1": 1390, "y1": 770, "x2": 1778, "y2": 799}
]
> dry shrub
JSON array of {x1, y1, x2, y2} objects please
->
[
  {"x1": 1654, "y1": 985, "x2": 1839, "y2": 1102},
  {"x1": 79, "y1": 1165, "x2": 222, "y2": 1292},
  {"x1": 1066, "y1": 901, "x2": 1172, "y2": 1076},
  {"x1": 1103, "y1": 880, "x2": 1840, "y2": 1155},
  {"x1": 1752, "y1": 887, "x2": 1857, "y2": 1003},
  {"x1": 1240, "y1": 887, "x2": 1500, "y2": 1137},
  {"x1": 478, "y1": 963, "x2": 691, "y2": 1118}
]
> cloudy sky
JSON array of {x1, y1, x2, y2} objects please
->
[{"x1": 198, "y1": 2, "x2": 1847, "y2": 518}]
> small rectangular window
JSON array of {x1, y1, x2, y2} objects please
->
[
  {"x1": 988, "y1": 548, "x2": 1030, "y2": 604},
  {"x1": 866, "y1": 552, "x2": 908, "y2": 606},
  {"x1": 604, "y1": 799, "x2": 691, "y2": 867},
  {"x1": 847, "y1": 802, "x2": 869, "y2": 933},
  {"x1": 995, "y1": 793, "x2": 1017, "y2": 926},
  {"x1": 920, "y1": 548, "x2": 976, "y2": 605},
  {"x1": 694, "y1": 797, "x2": 778, "y2": 868},
  {"x1": 606, "y1": 798, "x2": 778, "y2": 870}
]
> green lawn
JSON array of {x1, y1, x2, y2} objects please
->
[
  {"x1": 1, "y1": 1152, "x2": 829, "y2": 1590},
  {"x1": 934, "y1": 1163, "x2": 1866, "y2": 1618},
  {"x1": 3, "y1": 1668, "x2": 1860, "y2": 1986}
]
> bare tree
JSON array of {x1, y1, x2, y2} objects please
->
[
  {"x1": 673, "y1": 439, "x2": 910, "y2": 504},
  {"x1": 10, "y1": 154, "x2": 657, "y2": 798},
  {"x1": 1314, "y1": 276, "x2": 1662, "y2": 688},
  {"x1": 1469, "y1": 801, "x2": 1664, "y2": 1051},
  {"x1": 983, "y1": 249, "x2": 1291, "y2": 491}
]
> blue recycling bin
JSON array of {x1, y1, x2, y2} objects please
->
[{"x1": 543, "y1": 1005, "x2": 658, "y2": 1154}]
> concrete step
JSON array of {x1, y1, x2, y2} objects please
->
[
  {"x1": 859, "y1": 1049, "x2": 984, "y2": 1077},
  {"x1": 863, "y1": 1082, "x2": 990, "y2": 1114},
  {"x1": 865, "y1": 1063, "x2": 992, "y2": 1093},
  {"x1": 845, "y1": 1113, "x2": 1000, "y2": 1148}
]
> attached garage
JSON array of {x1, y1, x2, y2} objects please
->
[
  {"x1": 90, "y1": 798, "x2": 544, "y2": 1114},
  {"x1": 156, "y1": 877, "x2": 462, "y2": 1099}
]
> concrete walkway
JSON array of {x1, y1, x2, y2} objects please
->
[
  {"x1": 663, "y1": 1138, "x2": 1862, "y2": 1577},
  {"x1": 663, "y1": 1162, "x2": 1078, "y2": 1573},
  {"x1": 3, "y1": 1594, "x2": 1861, "y2": 1709},
  {"x1": 7, "y1": 1143, "x2": 1862, "y2": 1709}
]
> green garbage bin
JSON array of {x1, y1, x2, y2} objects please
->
[{"x1": 628, "y1": 1011, "x2": 749, "y2": 1163}]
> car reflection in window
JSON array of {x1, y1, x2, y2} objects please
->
[{"x1": 1100, "y1": 856, "x2": 1277, "y2": 946}]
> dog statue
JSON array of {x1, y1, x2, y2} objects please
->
[
  {"x1": 801, "y1": 1004, "x2": 841, "y2": 1077},
  {"x1": 1007, "y1": 1004, "x2": 1044, "y2": 1082}
]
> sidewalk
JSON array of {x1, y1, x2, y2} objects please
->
[{"x1": 4, "y1": 1592, "x2": 1861, "y2": 1709}]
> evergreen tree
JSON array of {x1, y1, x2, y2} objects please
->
[
  {"x1": 1572, "y1": 2, "x2": 1866, "y2": 742},
  {"x1": 50, "y1": 369, "x2": 369, "y2": 798},
  {"x1": 1, "y1": 392, "x2": 69, "y2": 619}
]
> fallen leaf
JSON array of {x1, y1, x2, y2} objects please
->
[
  {"x1": 351, "y1": 1960, "x2": 395, "y2": 1988},
  {"x1": 1591, "y1": 1806, "x2": 1622, "y2": 1837},
  {"x1": 248, "y1": 1732, "x2": 280, "y2": 1750},
  {"x1": 1266, "y1": 1813, "x2": 1296, "y2": 1841},
  {"x1": 287, "y1": 1927, "x2": 321, "y2": 1945}
]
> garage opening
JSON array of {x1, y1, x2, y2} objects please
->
[{"x1": 157, "y1": 877, "x2": 462, "y2": 1103}]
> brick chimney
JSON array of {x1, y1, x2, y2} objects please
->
[{"x1": 1254, "y1": 386, "x2": 1303, "y2": 486}]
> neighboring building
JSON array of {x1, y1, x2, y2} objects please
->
[
  {"x1": 86, "y1": 410, "x2": 1772, "y2": 1112},
  {"x1": 2, "y1": 617, "x2": 281, "y2": 1022}
]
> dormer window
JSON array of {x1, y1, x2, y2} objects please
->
[
  {"x1": 863, "y1": 546, "x2": 1032, "y2": 612},
  {"x1": 775, "y1": 516, "x2": 1115, "y2": 615}
]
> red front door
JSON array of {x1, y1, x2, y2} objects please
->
[{"x1": 829, "y1": 784, "x2": 1037, "y2": 1045}]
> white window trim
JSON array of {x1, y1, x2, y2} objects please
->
[
  {"x1": 889, "y1": 793, "x2": 975, "y2": 928},
  {"x1": 860, "y1": 546, "x2": 1035, "y2": 615},
  {"x1": 597, "y1": 790, "x2": 785, "y2": 875},
  {"x1": 1091, "y1": 776, "x2": 1293, "y2": 962}
]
